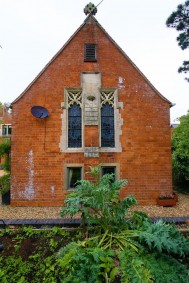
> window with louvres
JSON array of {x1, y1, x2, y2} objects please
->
[{"x1": 84, "y1": 44, "x2": 97, "y2": 62}]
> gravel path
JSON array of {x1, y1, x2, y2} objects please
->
[
  {"x1": 129, "y1": 193, "x2": 189, "y2": 218},
  {"x1": 0, "y1": 193, "x2": 189, "y2": 219}
]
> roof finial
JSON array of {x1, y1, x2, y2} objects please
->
[{"x1": 84, "y1": 2, "x2": 97, "y2": 15}]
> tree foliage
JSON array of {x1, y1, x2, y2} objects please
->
[
  {"x1": 0, "y1": 139, "x2": 11, "y2": 195},
  {"x1": 0, "y1": 173, "x2": 10, "y2": 195},
  {"x1": 166, "y1": 1, "x2": 189, "y2": 81},
  {"x1": 172, "y1": 111, "x2": 189, "y2": 191},
  {"x1": 59, "y1": 166, "x2": 189, "y2": 282},
  {"x1": 0, "y1": 138, "x2": 11, "y2": 172}
]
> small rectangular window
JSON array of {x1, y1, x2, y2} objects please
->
[
  {"x1": 67, "y1": 167, "x2": 82, "y2": 190},
  {"x1": 84, "y1": 44, "x2": 97, "y2": 62},
  {"x1": 2, "y1": 125, "x2": 12, "y2": 136},
  {"x1": 102, "y1": 166, "x2": 116, "y2": 182}
]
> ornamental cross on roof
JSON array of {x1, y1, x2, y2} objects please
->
[{"x1": 84, "y1": 2, "x2": 97, "y2": 15}]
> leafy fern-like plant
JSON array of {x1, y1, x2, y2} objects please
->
[
  {"x1": 59, "y1": 166, "x2": 189, "y2": 283},
  {"x1": 61, "y1": 165, "x2": 136, "y2": 232}
]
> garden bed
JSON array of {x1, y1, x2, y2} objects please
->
[
  {"x1": 0, "y1": 226, "x2": 80, "y2": 283},
  {"x1": 0, "y1": 225, "x2": 189, "y2": 283}
]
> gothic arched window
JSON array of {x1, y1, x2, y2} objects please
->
[
  {"x1": 68, "y1": 103, "x2": 82, "y2": 147},
  {"x1": 101, "y1": 103, "x2": 115, "y2": 147}
]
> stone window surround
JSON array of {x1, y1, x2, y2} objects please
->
[
  {"x1": 60, "y1": 88, "x2": 83, "y2": 153},
  {"x1": 100, "y1": 163, "x2": 120, "y2": 180},
  {"x1": 64, "y1": 163, "x2": 84, "y2": 191},
  {"x1": 63, "y1": 163, "x2": 119, "y2": 191},
  {"x1": 100, "y1": 88, "x2": 116, "y2": 150},
  {"x1": 60, "y1": 86, "x2": 123, "y2": 153}
]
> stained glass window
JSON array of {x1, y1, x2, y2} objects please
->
[
  {"x1": 101, "y1": 103, "x2": 115, "y2": 147},
  {"x1": 68, "y1": 103, "x2": 82, "y2": 147}
]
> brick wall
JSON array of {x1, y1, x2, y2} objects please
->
[{"x1": 11, "y1": 16, "x2": 173, "y2": 206}]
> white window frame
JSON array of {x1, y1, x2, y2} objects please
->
[{"x1": 1, "y1": 124, "x2": 12, "y2": 136}]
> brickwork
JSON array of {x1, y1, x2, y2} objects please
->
[
  {"x1": 0, "y1": 105, "x2": 12, "y2": 137},
  {"x1": 11, "y1": 15, "x2": 173, "y2": 206},
  {"x1": 0, "y1": 105, "x2": 12, "y2": 125}
]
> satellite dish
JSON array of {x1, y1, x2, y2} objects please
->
[{"x1": 31, "y1": 106, "x2": 49, "y2": 118}]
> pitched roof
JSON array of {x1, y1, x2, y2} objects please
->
[{"x1": 12, "y1": 15, "x2": 172, "y2": 106}]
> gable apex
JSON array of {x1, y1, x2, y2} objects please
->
[
  {"x1": 11, "y1": 16, "x2": 97, "y2": 105},
  {"x1": 12, "y1": 15, "x2": 172, "y2": 107}
]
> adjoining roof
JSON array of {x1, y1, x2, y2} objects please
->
[{"x1": 12, "y1": 15, "x2": 173, "y2": 107}]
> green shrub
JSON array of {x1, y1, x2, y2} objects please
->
[
  {"x1": 59, "y1": 166, "x2": 189, "y2": 282},
  {"x1": 61, "y1": 165, "x2": 134, "y2": 231},
  {"x1": 0, "y1": 139, "x2": 11, "y2": 172},
  {"x1": 0, "y1": 173, "x2": 10, "y2": 195},
  {"x1": 0, "y1": 227, "x2": 70, "y2": 283},
  {"x1": 172, "y1": 111, "x2": 189, "y2": 192}
]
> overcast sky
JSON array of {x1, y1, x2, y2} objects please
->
[{"x1": 0, "y1": 0, "x2": 188, "y2": 122}]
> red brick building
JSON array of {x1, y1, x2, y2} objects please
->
[
  {"x1": 11, "y1": 14, "x2": 173, "y2": 206},
  {"x1": 0, "y1": 104, "x2": 12, "y2": 138}
]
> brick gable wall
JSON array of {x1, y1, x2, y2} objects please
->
[{"x1": 11, "y1": 17, "x2": 172, "y2": 206}]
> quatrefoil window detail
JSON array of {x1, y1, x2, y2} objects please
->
[
  {"x1": 100, "y1": 91, "x2": 115, "y2": 147},
  {"x1": 68, "y1": 90, "x2": 82, "y2": 108},
  {"x1": 100, "y1": 91, "x2": 114, "y2": 107}
]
